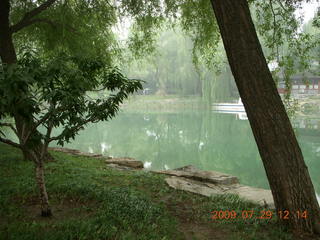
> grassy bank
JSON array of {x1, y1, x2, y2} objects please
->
[{"x1": 0, "y1": 143, "x2": 312, "y2": 240}]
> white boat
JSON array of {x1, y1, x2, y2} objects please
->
[{"x1": 212, "y1": 98, "x2": 245, "y2": 112}]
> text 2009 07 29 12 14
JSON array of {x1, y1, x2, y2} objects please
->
[{"x1": 210, "y1": 210, "x2": 308, "y2": 220}]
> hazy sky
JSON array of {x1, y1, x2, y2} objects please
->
[{"x1": 298, "y1": 0, "x2": 319, "y2": 23}]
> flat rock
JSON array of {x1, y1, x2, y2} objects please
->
[
  {"x1": 74, "y1": 152, "x2": 103, "y2": 158},
  {"x1": 49, "y1": 147, "x2": 102, "y2": 158},
  {"x1": 105, "y1": 157, "x2": 143, "y2": 169},
  {"x1": 228, "y1": 185, "x2": 274, "y2": 208},
  {"x1": 165, "y1": 176, "x2": 274, "y2": 208},
  {"x1": 106, "y1": 163, "x2": 136, "y2": 171},
  {"x1": 165, "y1": 176, "x2": 230, "y2": 197},
  {"x1": 49, "y1": 147, "x2": 81, "y2": 154},
  {"x1": 153, "y1": 165, "x2": 239, "y2": 185}
]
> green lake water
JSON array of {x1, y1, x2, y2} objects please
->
[{"x1": 51, "y1": 109, "x2": 320, "y2": 198}]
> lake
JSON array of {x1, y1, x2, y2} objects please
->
[{"x1": 51, "y1": 107, "x2": 320, "y2": 198}]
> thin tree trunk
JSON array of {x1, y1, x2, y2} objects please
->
[
  {"x1": 22, "y1": 144, "x2": 54, "y2": 162},
  {"x1": 33, "y1": 151, "x2": 52, "y2": 217},
  {"x1": 210, "y1": 0, "x2": 320, "y2": 235}
]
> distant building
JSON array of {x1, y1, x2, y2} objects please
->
[{"x1": 277, "y1": 73, "x2": 320, "y2": 96}]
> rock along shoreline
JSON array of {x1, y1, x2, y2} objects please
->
[{"x1": 49, "y1": 147, "x2": 274, "y2": 209}]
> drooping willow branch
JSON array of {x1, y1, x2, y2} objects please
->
[{"x1": 269, "y1": 0, "x2": 280, "y2": 62}]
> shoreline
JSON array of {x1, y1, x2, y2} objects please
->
[{"x1": 49, "y1": 146, "x2": 275, "y2": 208}]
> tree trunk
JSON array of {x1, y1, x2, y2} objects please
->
[
  {"x1": 210, "y1": 0, "x2": 320, "y2": 235},
  {"x1": 22, "y1": 144, "x2": 54, "y2": 162},
  {"x1": 0, "y1": 0, "x2": 17, "y2": 64},
  {"x1": 21, "y1": 138, "x2": 53, "y2": 217},
  {"x1": 14, "y1": 115, "x2": 54, "y2": 162},
  {"x1": 1, "y1": 0, "x2": 53, "y2": 216},
  {"x1": 0, "y1": 0, "x2": 53, "y2": 163},
  {"x1": 32, "y1": 151, "x2": 52, "y2": 217}
]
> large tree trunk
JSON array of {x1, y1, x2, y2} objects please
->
[
  {"x1": 0, "y1": 0, "x2": 17, "y2": 64},
  {"x1": 210, "y1": 0, "x2": 320, "y2": 235},
  {"x1": 0, "y1": 0, "x2": 54, "y2": 163},
  {"x1": 1, "y1": 0, "x2": 53, "y2": 216}
]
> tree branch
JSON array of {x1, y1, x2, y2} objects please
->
[
  {"x1": 276, "y1": 0, "x2": 290, "y2": 13},
  {"x1": 41, "y1": 121, "x2": 53, "y2": 159},
  {"x1": 269, "y1": 0, "x2": 280, "y2": 62},
  {"x1": 10, "y1": 0, "x2": 58, "y2": 33},
  {"x1": 11, "y1": 17, "x2": 78, "y2": 34},
  {"x1": 35, "y1": 114, "x2": 52, "y2": 130},
  {"x1": 0, "y1": 137, "x2": 21, "y2": 149},
  {"x1": 48, "y1": 136, "x2": 60, "y2": 142},
  {"x1": 11, "y1": 18, "x2": 56, "y2": 33},
  {"x1": 25, "y1": 103, "x2": 57, "y2": 142}
]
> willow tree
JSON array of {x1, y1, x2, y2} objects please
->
[
  {"x1": 123, "y1": 0, "x2": 320, "y2": 235},
  {"x1": 209, "y1": 0, "x2": 320, "y2": 235}
]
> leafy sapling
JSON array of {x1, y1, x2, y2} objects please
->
[{"x1": 0, "y1": 51, "x2": 143, "y2": 216}]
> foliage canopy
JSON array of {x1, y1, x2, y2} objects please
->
[{"x1": 0, "y1": 51, "x2": 142, "y2": 148}]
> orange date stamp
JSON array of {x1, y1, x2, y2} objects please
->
[{"x1": 210, "y1": 210, "x2": 308, "y2": 220}]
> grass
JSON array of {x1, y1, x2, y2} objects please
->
[{"x1": 0, "y1": 143, "x2": 307, "y2": 240}]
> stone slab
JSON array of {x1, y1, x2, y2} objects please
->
[
  {"x1": 153, "y1": 165, "x2": 239, "y2": 185},
  {"x1": 105, "y1": 157, "x2": 144, "y2": 169},
  {"x1": 228, "y1": 185, "x2": 274, "y2": 208},
  {"x1": 49, "y1": 147, "x2": 81, "y2": 154},
  {"x1": 49, "y1": 147, "x2": 102, "y2": 158},
  {"x1": 106, "y1": 163, "x2": 136, "y2": 171},
  {"x1": 165, "y1": 176, "x2": 228, "y2": 197},
  {"x1": 165, "y1": 176, "x2": 274, "y2": 208}
]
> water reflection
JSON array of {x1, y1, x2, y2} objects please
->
[
  {"x1": 88, "y1": 146, "x2": 93, "y2": 154},
  {"x1": 100, "y1": 142, "x2": 111, "y2": 154},
  {"x1": 213, "y1": 109, "x2": 248, "y2": 120},
  {"x1": 144, "y1": 161, "x2": 152, "y2": 168},
  {"x1": 51, "y1": 111, "x2": 319, "y2": 193}
]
